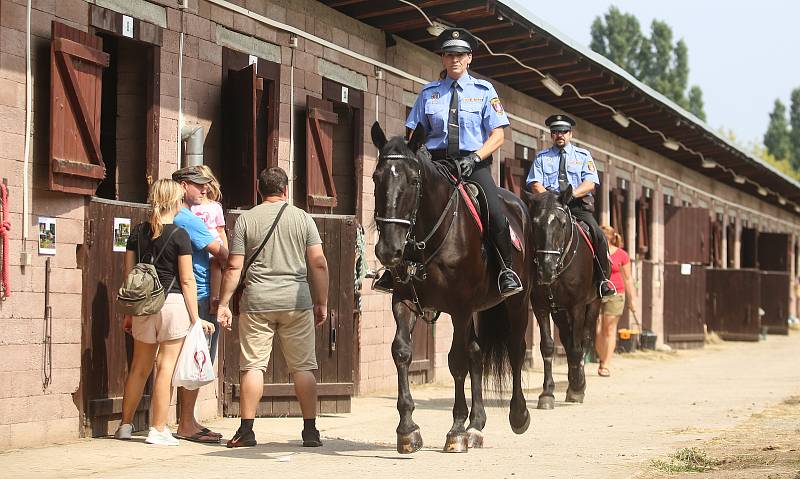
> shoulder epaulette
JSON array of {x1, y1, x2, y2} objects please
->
[{"x1": 421, "y1": 81, "x2": 441, "y2": 91}]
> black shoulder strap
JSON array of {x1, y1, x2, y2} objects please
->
[
  {"x1": 152, "y1": 226, "x2": 180, "y2": 264},
  {"x1": 239, "y1": 202, "x2": 289, "y2": 284}
]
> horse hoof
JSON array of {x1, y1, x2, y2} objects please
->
[
  {"x1": 442, "y1": 432, "x2": 469, "y2": 453},
  {"x1": 510, "y1": 408, "x2": 531, "y2": 434},
  {"x1": 397, "y1": 429, "x2": 423, "y2": 454},
  {"x1": 537, "y1": 396, "x2": 555, "y2": 410},
  {"x1": 466, "y1": 428, "x2": 484, "y2": 448},
  {"x1": 565, "y1": 389, "x2": 585, "y2": 403}
]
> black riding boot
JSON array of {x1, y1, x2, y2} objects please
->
[
  {"x1": 373, "y1": 270, "x2": 394, "y2": 294},
  {"x1": 570, "y1": 206, "x2": 615, "y2": 297},
  {"x1": 469, "y1": 166, "x2": 523, "y2": 298}
]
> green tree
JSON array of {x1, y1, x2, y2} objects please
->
[
  {"x1": 590, "y1": 8, "x2": 706, "y2": 120},
  {"x1": 764, "y1": 99, "x2": 792, "y2": 162},
  {"x1": 789, "y1": 87, "x2": 800, "y2": 169}
]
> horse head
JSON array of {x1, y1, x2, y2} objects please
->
[
  {"x1": 523, "y1": 185, "x2": 575, "y2": 285},
  {"x1": 370, "y1": 121, "x2": 427, "y2": 267}
]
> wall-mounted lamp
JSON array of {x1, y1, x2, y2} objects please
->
[
  {"x1": 662, "y1": 138, "x2": 680, "y2": 151},
  {"x1": 541, "y1": 75, "x2": 564, "y2": 97},
  {"x1": 375, "y1": 67, "x2": 383, "y2": 80},
  {"x1": 612, "y1": 112, "x2": 630, "y2": 128},
  {"x1": 701, "y1": 159, "x2": 717, "y2": 169},
  {"x1": 426, "y1": 21, "x2": 448, "y2": 37},
  {"x1": 733, "y1": 174, "x2": 746, "y2": 184},
  {"x1": 757, "y1": 186, "x2": 768, "y2": 196},
  {"x1": 795, "y1": 205, "x2": 800, "y2": 213},
  {"x1": 779, "y1": 196, "x2": 787, "y2": 205}
]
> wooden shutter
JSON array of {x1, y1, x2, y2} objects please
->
[
  {"x1": 610, "y1": 188, "x2": 624, "y2": 233},
  {"x1": 306, "y1": 96, "x2": 338, "y2": 208},
  {"x1": 636, "y1": 195, "x2": 650, "y2": 255},
  {"x1": 223, "y1": 64, "x2": 263, "y2": 209},
  {"x1": 49, "y1": 22, "x2": 110, "y2": 195}
]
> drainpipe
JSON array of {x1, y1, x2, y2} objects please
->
[
  {"x1": 181, "y1": 126, "x2": 204, "y2": 166},
  {"x1": 21, "y1": 0, "x2": 32, "y2": 262}
]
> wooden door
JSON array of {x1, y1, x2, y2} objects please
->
[
  {"x1": 221, "y1": 212, "x2": 357, "y2": 416},
  {"x1": 306, "y1": 96, "x2": 338, "y2": 211},
  {"x1": 49, "y1": 22, "x2": 110, "y2": 195},
  {"x1": 664, "y1": 206, "x2": 711, "y2": 264},
  {"x1": 663, "y1": 263, "x2": 706, "y2": 348},
  {"x1": 78, "y1": 198, "x2": 150, "y2": 437},
  {"x1": 705, "y1": 269, "x2": 761, "y2": 341},
  {"x1": 223, "y1": 64, "x2": 263, "y2": 209},
  {"x1": 760, "y1": 271, "x2": 790, "y2": 335}
]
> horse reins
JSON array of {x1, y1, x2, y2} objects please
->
[{"x1": 535, "y1": 204, "x2": 579, "y2": 283}]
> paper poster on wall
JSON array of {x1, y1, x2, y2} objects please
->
[
  {"x1": 113, "y1": 218, "x2": 131, "y2": 252},
  {"x1": 38, "y1": 217, "x2": 56, "y2": 255},
  {"x1": 680, "y1": 263, "x2": 692, "y2": 275}
]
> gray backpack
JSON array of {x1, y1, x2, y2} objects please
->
[{"x1": 117, "y1": 226, "x2": 178, "y2": 317}]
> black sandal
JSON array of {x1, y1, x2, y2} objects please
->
[{"x1": 226, "y1": 429, "x2": 257, "y2": 448}]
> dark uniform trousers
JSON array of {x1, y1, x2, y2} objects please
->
[
  {"x1": 466, "y1": 160, "x2": 514, "y2": 268},
  {"x1": 568, "y1": 202, "x2": 611, "y2": 280}
]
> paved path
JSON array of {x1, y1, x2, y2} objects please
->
[{"x1": 2, "y1": 333, "x2": 799, "y2": 478}]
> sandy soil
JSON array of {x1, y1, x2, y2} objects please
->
[{"x1": 1, "y1": 332, "x2": 798, "y2": 479}]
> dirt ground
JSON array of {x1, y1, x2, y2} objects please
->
[{"x1": 1, "y1": 332, "x2": 799, "y2": 479}]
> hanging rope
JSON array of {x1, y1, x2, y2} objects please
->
[{"x1": 0, "y1": 182, "x2": 10, "y2": 299}]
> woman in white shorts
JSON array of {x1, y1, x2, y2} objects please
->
[{"x1": 115, "y1": 179, "x2": 215, "y2": 445}]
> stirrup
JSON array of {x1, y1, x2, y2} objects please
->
[
  {"x1": 598, "y1": 279, "x2": 617, "y2": 297},
  {"x1": 498, "y1": 268, "x2": 523, "y2": 298}
]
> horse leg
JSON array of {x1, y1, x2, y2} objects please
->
[
  {"x1": 534, "y1": 307, "x2": 556, "y2": 410},
  {"x1": 506, "y1": 297, "x2": 530, "y2": 433},
  {"x1": 564, "y1": 305, "x2": 588, "y2": 403},
  {"x1": 443, "y1": 313, "x2": 471, "y2": 453},
  {"x1": 465, "y1": 319, "x2": 486, "y2": 448},
  {"x1": 392, "y1": 301, "x2": 423, "y2": 454}
]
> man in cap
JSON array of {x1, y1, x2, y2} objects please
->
[
  {"x1": 171, "y1": 166, "x2": 230, "y2": 442},
  {"x1": 374, "y1": 27, "x2": 523, "y2": 297},
  {"x1": 526, "y1": 114, "x2": 615, "y2": 297}
]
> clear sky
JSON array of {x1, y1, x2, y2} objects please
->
[{"x1": 515, "y1": 1, "x2": 800, "y2": 145}]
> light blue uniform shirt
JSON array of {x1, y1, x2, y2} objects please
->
[
  {"x1": 406, "y1": 73, "x2": 510, "y2": 152},
  {"x1": 526, "y1": 143, "x2": 600, "y2": 194},
  {"x1": 174, "y1": 208, "x2": 216, "y2": 299}
]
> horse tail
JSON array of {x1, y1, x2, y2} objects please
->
[{"x1": 478, "y1": 302, "x2": 511, "y2": 392}]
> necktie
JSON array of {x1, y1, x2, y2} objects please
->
[
  {"x1": 447, "y1": 81, "x2": 459, "y2": 159},
  {"x1": 558, "y1": 147, "x2": 569, "y2": 192}
]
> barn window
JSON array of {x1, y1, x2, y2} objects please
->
[
  {"x1": 635, "y1": 186, "x2": 653, "y2": 260},
  {"x1": 610, "y1": 177, "x2": 629, "y2": 249}
]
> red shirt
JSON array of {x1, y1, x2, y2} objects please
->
[{"x1": 608, "y1": 248, "x2": 630, "y2": 293}]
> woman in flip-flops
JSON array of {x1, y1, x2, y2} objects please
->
[{"x1": 595, "y1": 225, "x2": 637, "y2": 377}]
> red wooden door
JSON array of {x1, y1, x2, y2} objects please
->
[
  {"x1": 49, "y1": 22, "x2": 110, "y2": 195},
  {"x1": 706, "y1": 269, "x2": 761, "y2": 341}
]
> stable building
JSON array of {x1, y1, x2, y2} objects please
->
[{"x1": 1, "y1": 0, "x2": 798, "y2": 448}]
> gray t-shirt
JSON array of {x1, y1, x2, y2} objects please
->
[{"x1": 231, "y1": 201, "x2": 322, "y2": 312}]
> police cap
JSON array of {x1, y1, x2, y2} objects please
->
[
  {"x1": 545, "y1": 114, "x2": 575, "y2": 132},
  {"x1": 437, "y1": 28, "x2": 475, "y2": 54}
]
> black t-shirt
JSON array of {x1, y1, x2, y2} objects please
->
[{"x1": 126, "y1": 223, "x2": 192, "y2": 295}]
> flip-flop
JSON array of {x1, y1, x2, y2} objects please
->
[
  {"x1": 200, "y1": 427, "x2": 223, "y2": 438},
  {"x1": 598, "y1": 367, "x2": 611, "y2": 377},
  {"x1": 175, "y1": 431, "x2": 220, "y2": 444}
]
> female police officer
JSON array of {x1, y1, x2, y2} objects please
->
[{"x1": 374, "y1": 27, "x2": 522, "y2": 297}]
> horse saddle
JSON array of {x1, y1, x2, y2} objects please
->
[
  {"x1": 457, "y1": 181, "x2": 523, "y2": 252},
  {"x1": 573, "y1": 219, "x2": 595, "y2": 256}
]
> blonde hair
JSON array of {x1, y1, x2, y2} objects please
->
[
  {"x1": 148, "y1": 179, "x2": 184, "y2": 239},
  {"x1": 601, "y1": 225, "x2": 623, "y2": 248},
  {"x1": 194, "y1": 165, "x2": 222, "y2": 202}
]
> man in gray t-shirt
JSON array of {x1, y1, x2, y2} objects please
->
[{"x1": 218, "y1": 167, "x2": 329, "y2": 449}]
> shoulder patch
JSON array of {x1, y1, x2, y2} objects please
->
[
  {"x1": 587, "y1": 159, "x2": 596, "y2": 172},
  {"x1": 490, "y1": 97, "x2": 505, "y2": 114}
]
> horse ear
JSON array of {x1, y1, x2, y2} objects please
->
[
  {"x1": 559, "y1": 185, "x2": 574, "y2": 206},
  {"x1": 521, "y1": 187, "x2": 536, "y2": 207},
  {"x1": 407, "y1": 123, "x2": 427, "y2": 152},
  {"x1": 371, "y1": 121, "x2": 387, "y2": 150}
]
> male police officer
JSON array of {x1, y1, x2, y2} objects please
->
[
  {"x1": 526, "y1": 114, "x2": 615, "y2": 297},
  {"x1": 374, "y1": 27, "x2": 523, "y2": 297}
]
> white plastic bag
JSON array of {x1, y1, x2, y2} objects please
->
[{"x1": 172, "y1": 321, "x2": 215, "y2": 390}]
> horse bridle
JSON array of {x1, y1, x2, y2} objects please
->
[
  {"x1": 534, "y1": 203, "x2": 579, "y2": 282},
  {"x1": 374, "y1": 153, "x2": 460, "y2": 255}
]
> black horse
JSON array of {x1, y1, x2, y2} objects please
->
[
  {"x1": 523, "y1": 188, "x2": 601, "y2": 408},
  {"x1": 370, "y1": 122, "x2": 533, "y2": 453}
]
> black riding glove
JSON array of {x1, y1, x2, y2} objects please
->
[{"x1": 456, "y1": 152, "x2": 480, "y2": 178}]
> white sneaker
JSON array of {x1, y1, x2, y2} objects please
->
[
  {"x1": 145, "y1": 426, "x2": 179, "y2": 446},
  {"x1": 114, "y1": 423, "x2": 133, "y2": 440}
]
